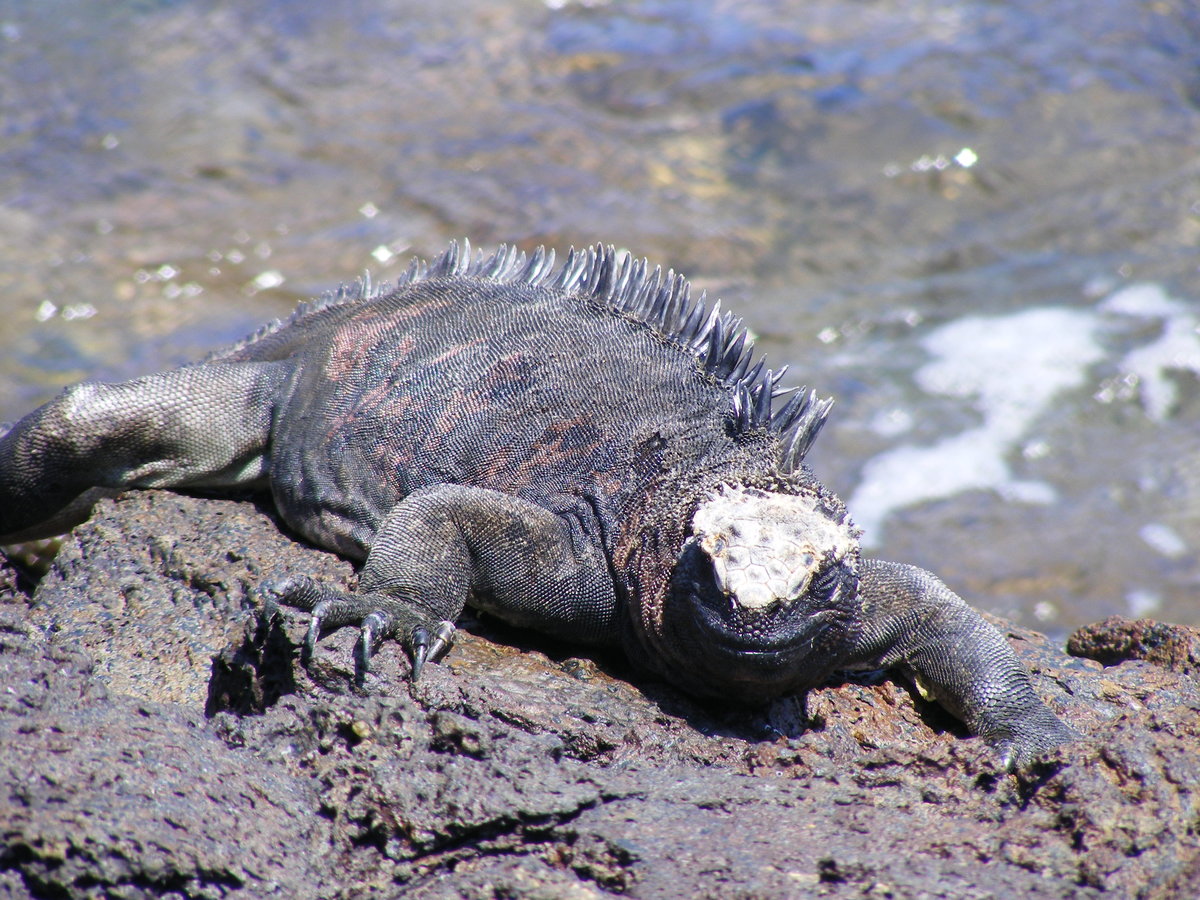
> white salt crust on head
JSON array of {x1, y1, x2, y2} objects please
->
[{"x1": 690, "y1": 485, "x2": 859, "y2": 610}]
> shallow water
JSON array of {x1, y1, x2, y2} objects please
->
[{"x1": 1, "y1": 0, "x2": 1197, "y2": 636}]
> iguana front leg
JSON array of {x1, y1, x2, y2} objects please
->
[
  {"x1": 847, "y1": 558, "x2": 1075, "y2": 768},
  {"x1": 263, "y1": 484, "x2": 620, "y2": 681}
]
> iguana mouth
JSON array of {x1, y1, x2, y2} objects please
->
[
  {"x1": 652, "y1": 596, "x2": 856, "y2": 698},
  {"x1": 689, "y1": 601, "x2": 847, "y2": 659}
]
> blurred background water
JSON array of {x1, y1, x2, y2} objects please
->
[{"x1": 0, "y1": 0, "x2": 1196, "y2": 638}]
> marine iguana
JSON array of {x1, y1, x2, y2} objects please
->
[{"x1": 0, "y1": 241, "x2": 1073, "y2": 766}]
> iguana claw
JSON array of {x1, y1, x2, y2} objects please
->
[
  {"x1": 428, "y1": 621, "x2": 457, "y2": 663},
  {"x1": 302, "y1": 598, "x2": 331, "y2": 665},
  {"x1": 409, "y1": 625, "x2": 432, "y2": 681},
  {"x1": 260, "y1": 574, "x2": 455, "y2": 682},
  {"x1": 355, "y1": 610, "x2": 394, "y2": 682},
  {"x1": 406, "y1": 620, "x2": 457, "y2": 681}
]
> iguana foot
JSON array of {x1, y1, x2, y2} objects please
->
[
  {"x1": 982, "y1": 705, "x2": 1078, "y2": 771},
  {"x1": 259, "y1": 574, "x2": 456, "y2": 682}
]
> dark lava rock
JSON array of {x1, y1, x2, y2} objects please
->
[
  {"x1": 1067, "y1": 616, "x2": 1200, "y2": 676},
  {"x1": 2, "y1": 490, "x2": 1199, "y2": 898}
]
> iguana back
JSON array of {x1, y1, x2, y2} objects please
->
[{"x1": 245, "y1": 252, "x2": 786, "y2": 561}]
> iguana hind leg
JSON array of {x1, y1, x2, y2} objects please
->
[{"x1": 0, "y1": 360, "x2": 291, "y2": 541}]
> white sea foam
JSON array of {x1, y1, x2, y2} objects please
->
[
  {"x1": 850, "y1": 306, "x2": 1105, "y2": 546},
  {"x1": 1101, "y1": 282, "x2": 1200, "y2": 421},
  {"x1": 849, "y1": 280, "x2": 1200, "y2": 546},
  {"x1": 1139, "y1": 522, "x2": 1189, "y2": 559},
  {"x1": 1126, "y1": 588, "x2": 1162, "y2": 618}
]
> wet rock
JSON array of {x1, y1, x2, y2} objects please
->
[{"x1": 2, "y1": 490, "x2": 1199, "y2": 898}]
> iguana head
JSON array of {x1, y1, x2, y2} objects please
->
[{"x1": 659, "y1": 484, "x2": 861, "y2": 700}]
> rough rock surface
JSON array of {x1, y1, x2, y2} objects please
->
[{"x1": 2, "y1": 490, "x2": 1198, "y2": 898}]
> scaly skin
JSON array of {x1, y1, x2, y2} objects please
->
[{"x1": 0, "y1": 242, "x2": 1075, "y2": 767}]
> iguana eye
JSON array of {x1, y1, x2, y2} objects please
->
[{"x1": 810, "y1": 566, "x2": 840, "y2": 601}]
